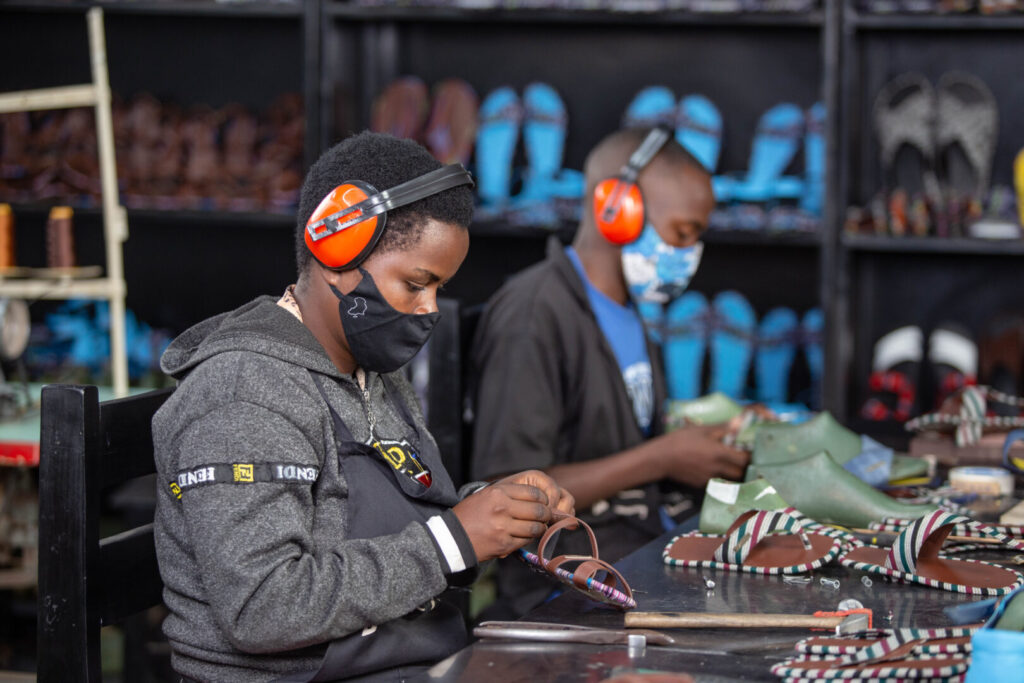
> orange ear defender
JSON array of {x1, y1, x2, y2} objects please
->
[
  {"x1": 305, "y1": 163, "x2": 474, "y2": 270},
  {"x1": 593, "y1": 126, "x2": 672, "y2": 245}
]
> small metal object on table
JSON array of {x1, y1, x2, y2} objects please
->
[{"x1": 427, "y1": 516, "x2": 1012, "y2": 682}]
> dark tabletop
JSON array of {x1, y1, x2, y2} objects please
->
[{"x1": 421, "y1": 513, "x2": 1019, "y2": 682}]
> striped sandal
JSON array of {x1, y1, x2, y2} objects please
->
[
  {"x1": 519, "y1": 515, "x2": 636, "y2": 611},
  {"x1": 795, "y1": 625, "x2": 980, "y2": 657},
  {"x1": 870, "y1": 515, "x2": 1024, "y2": 540},
  {"x1": 772, "y1": 632, "x2": 970, "y2": 681},
  {"x1": 839, "y1": 510, "x2": 1024, "y2": 596},
  {"x1": 663, "y1": 508, "x2": 841, "y2": 576}
]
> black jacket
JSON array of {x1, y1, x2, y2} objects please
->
[{"x1": 470, "y1": 239, "x2": 692, "y2": 618}]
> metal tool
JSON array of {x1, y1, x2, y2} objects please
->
[
  {"x1": 474, "y1": 620, "x2": 678, "y2": 648},
  {"x1": 624, "y1": 611, "x2": 870, "y2": 636}
]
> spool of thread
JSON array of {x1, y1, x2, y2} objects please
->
[
  {"x1": 0, "y1": 204, "x2": 13, "y2": 269},
  {"x1": 46, "y1": 206, "x2": 75, "y2": 269},
  {"x1": 949, "y1": 466, "x2": 1014, "y2": 497}
]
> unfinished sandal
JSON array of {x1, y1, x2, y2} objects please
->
[
  {"x1": 772, "y1": 633, "x2": 970, "y2": 681},
  {"x1": 937, "y1": 71, "x2": 998, "y2": 205},
  {"x1": 905, "y1": 384, "x2": 1024, "y2": 447},
  {"x1": 370, "y1": 75, "x2": 429, "y2": 141},
  {"x1": 663, "y1": 507, "x2": 841, "y2": 575},
  {"x1": 424, "y1": 78, "x2": 478, "y2": 165},
  {"x1": 839, "y1": 510, "x2": 1024, "y2": 596},
  {"x1": 873, "y1": 72, "x2": 941, "y2": 201},
  {"x1": 796, "y1": 625, "x2": 979, "y2": 656},
  {"x1": 927, "y1": 322, "x2": 978, "y2": 410},
  {"x1": 869, "y1": 515, "x2": 1024, "y2": 540},
  {"x1": 519, "y1": 515, "x2": 636, "y2": 610},
  {"x1": 861, "y1": 325, "x2": 923, "y2": 423}
]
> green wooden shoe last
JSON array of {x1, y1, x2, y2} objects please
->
[
  {"x1": 750, "y1": 451, "x2": 937, "y2": 528},
  {"x1": 751, "y1": 411, "x2": 929, "y2": 483},
  {"x1": 698, "y1": 477, "x2": 789, "y2": 534}
]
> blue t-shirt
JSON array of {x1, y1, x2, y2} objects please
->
[{"x1": 566, "y1": 247, "x2": 653, "y2": 435}]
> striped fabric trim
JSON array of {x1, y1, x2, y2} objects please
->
[
  {"x1": 905, "y1": 385, "x2": 1024, "y2": 446},
  {"x1": 771, "y1": 633, "x2": 970, "y2": 680},
  {"x1": 871, "y1": 516, "x2": 1024, "y2": 539},
  {"x1": 841, "y1": 554, "x2": 1024, "y2": 596},
  {"x1": 663, "y1": 509, "x2": 842, "y2": 575},
  {"x1": 795, "y1": 626, "x2": 978, "y2": 656},
  {"x1": 712, "y1": 508, "x2": 811, "y2": 564},
  {"x1": 884, "y1": 510, "x2": 967, "y2": 574}
]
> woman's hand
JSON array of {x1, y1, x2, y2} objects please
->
[{"x1": 452, "y1": 470, "x2": 575, "y2": 562}]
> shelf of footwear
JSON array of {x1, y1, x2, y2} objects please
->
[
  {"x1": 1, "y1": 0, "x2": 303, "y2": 18},
  {"x1": 843, "y1": 233, "x2": 1024, "y2": 256},
  {"x1": 327, "y1": 3, "x2": 824, "y2": 27},
  {"x1": 5, "y1": 203, "x2": 296, "y2": 230},
  {"x1": 847, "y1": 10, "x2": 1024, "y2": 31}
]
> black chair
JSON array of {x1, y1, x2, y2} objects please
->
[{"x1": 37, "y1": 384, "x2": 174, "y2": 682}]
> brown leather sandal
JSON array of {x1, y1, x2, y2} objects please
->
[{"x1": 519, "y1": 515, "x2": 637, "y2": 610}]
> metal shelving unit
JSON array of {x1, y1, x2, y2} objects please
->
[{"x1": 0, "y1": 8, "x2": 129, "y2": 396}]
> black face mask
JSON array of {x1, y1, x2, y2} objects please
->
[{"x1": 329, "y1": 268, "x2": 440, "y2": 374}]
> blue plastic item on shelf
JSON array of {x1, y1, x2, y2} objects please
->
[
  {"x1": 676, "y1": 93, "x2": 723, "y2": 174},
  {"x1": 755, "y1": 306, "x2": 799, "y2": 404},
  {"x1": 709, "y1": 290, "x2": 756, "y2": 400},
  {"x1": 664, "y1": 291, "x2": 710, "y2": 401}
]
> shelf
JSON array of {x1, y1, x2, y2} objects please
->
[
  {"x1": 0, "y1": 0, "x2": 302, "y2": 18},
  {"x1": 704, "y1": 229, "x2": 821, "y2": 248},
  {"x1": 4, "y1": 203, "x2": 295, "y2": 228},
  {"x1": 847, "y1": 9, "x2": 1024, "y2": 30},
  {"x1": 0, "y1": 276, "x2": 123, "y2": 300},
  {"x1": 328, "y1": 3, "x2": 823, "y2": 26},
  {"x1": 842, "y1": 233, "x2": 1024, "y2": 255}
]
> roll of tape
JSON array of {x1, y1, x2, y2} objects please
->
[{"x1": 949, "y1": 466, "x2": 1014, "y2": 497}]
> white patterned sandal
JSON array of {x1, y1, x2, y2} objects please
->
[
  {"x1": 772, "y1": 631, "x2": 970, "y2": 680},
  {"x1": 663, "y1": 507, "x2": 841, "y2": 575},
  {"x1": 839, "y1": 510, "x2": 1024, "y2": 596},
  {"x1": 795, "y1": 624, "x2": 980, "y2": 656}
]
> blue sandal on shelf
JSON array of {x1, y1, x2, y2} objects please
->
[
  {"x1": 664, "y1": 291, "x2": 711, "y2": 401},
  {"x1": 474, "y1": 86, "x2": 522, "y2": 213},
  {"x1": 676, "y1": 94, "x2": 723, "y2": 174},
  {"x1": 710, "y1": 290, "x2": 757, "y2": 400},
  {"x1": 801, "y1": 101, "x2": 826, "y2": 216},
  {"x1": 756, "y1": 307, "x2": 799, "y2": 404},
  {"x1": 622, "y1": 85, "x2": 677, "y2": 129},
  {"x1": 801, "y1": 307, "x2": 824, "y2": 410},
  {"x1": 729, "y1": 102, "x2": 805, "y2": 204}
]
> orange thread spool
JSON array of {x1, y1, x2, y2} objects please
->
[{"x1": 0, "y1": 204, "x2": 14, "y2": 269}]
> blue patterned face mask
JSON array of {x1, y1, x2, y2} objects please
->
[{"x1": 621, "y1": 223, "x2": 703, "y2": 304}]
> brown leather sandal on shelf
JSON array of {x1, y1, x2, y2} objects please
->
[{"x1": 519, "y1": 515, "x2": 637, "y2": 610}]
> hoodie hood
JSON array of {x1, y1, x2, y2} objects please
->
[{"x1": 160, "y1": 296, "x2": 343, "y2": 380}]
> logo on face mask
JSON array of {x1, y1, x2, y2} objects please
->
[
  {"x1": 347, "y1": 297, "x2": 368, "y2": 318},
  {"x1": 621, "y1": 223, "x2": 703, "y2": 304},
  {"x1": 329, "y1": 270, "x2": 440, "y2": 374}
]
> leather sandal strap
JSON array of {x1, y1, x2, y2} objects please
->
[{"x1": 537, "y1": 515, "x2": 599, "y2": 564}]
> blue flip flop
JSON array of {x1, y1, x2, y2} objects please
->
[
  {"x1": 519, "y1": 82, "x2": 568, "y2": 196},
  {"x1": 730, "y1": 102, "x2": 806, "y2": 204},
  {"x1": 676, "y1": 94, "x2": 723, "y2": 174},
  {"x1": 710, "y1": 291, "x2": 757, "y2": 400},
  {"x1": 801, "y1": 307, "x2": 824, "y2": 410},
  {"x1": 801, "y1": 101, "x2": 826, "y2": 216},
  {"x1": 755, "y1": 307, "x2": 799, "y2": 404},
  {"x1": 474, "y1": 86, "x2": 522, "y2": 209},
  {"x1": 664, "y1": 291, "x2": 711, "y2": 401},
  {"x1": 622, "y1": 85, "x2": 676, "y2": 129}
]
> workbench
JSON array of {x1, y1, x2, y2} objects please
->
[{"x1": 426, "y1": 516, "x2": 1013, "y2": 682}]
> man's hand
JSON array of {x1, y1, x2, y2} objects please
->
[
  {"x1": 452, "y1": 470, "x2": 574, "y2": 562},
  {"x1": 654, "y1": 424, "x2": 749, "y2": 488}
]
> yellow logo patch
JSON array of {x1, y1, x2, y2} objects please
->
[
  {"x1": 233, "y1": 463, "x2": 254, "y2": 482},
  {"x1": 169, "y1": 482, "x2": 182, "y2": 500}
]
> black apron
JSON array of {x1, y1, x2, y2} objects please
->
[{"x1": 277, "y1": 372, "x2": 469, "y2": 682}]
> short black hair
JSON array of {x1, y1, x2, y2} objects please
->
[{"x1": 295, "y1": 131, "x2": 475, "y2": 273}]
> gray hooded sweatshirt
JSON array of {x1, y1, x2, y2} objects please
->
[{"x1": 153, "y1": 295, "x2": 480, "y2": 682}]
